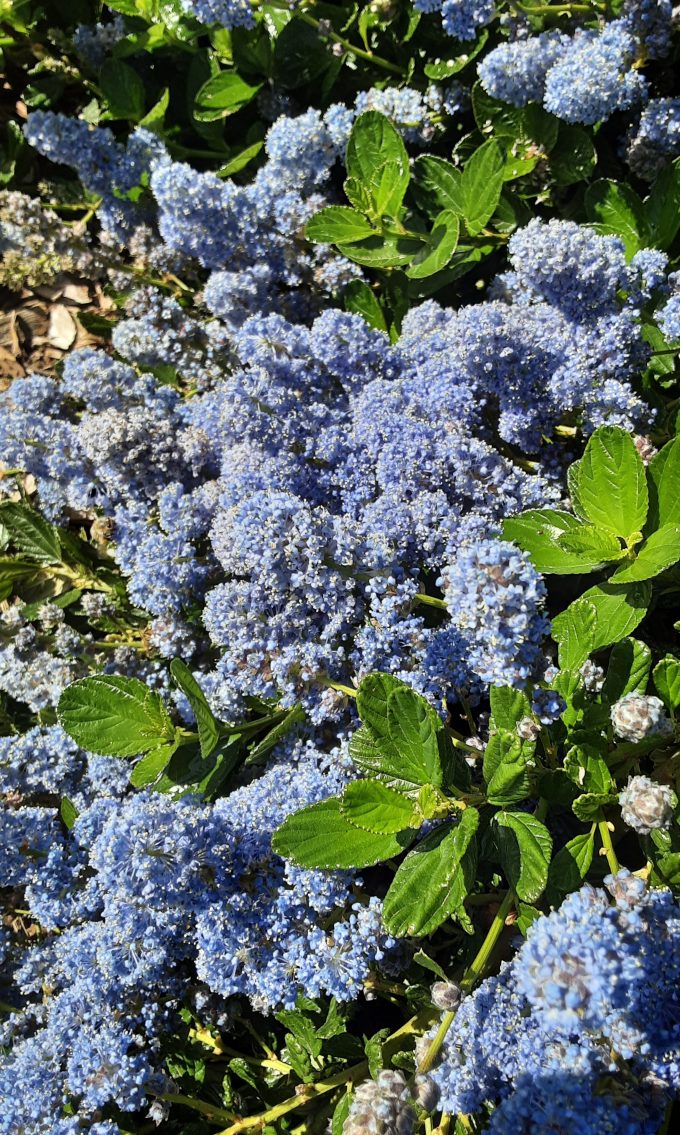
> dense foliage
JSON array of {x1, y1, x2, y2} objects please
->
[{"x1": 1, "y1": 1, "x2": 680, "y2": 1133}]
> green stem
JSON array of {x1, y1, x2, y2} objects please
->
[
  {"x1": 417, "y1": 890, "x2": 516, "y2": 1074},
  {"x1": 414, "y1": 593, "x2": 448, "y2": 611},
  {"x1": 598, "y1": 815, "x2": 620, "y2": 875},
  {"x1": 317, "y1": 675, "x2": 358, "y2": 698}
]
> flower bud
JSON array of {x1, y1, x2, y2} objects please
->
[
  {"x1": 430, "y1": 981, "x2": 462, "y2": 1011},
  {"x1": 619, "y1": 775, "x2": 676, "y2": 834},
  {"x1": 610, "y1": 694, "x2": 674, "y2": 743}
]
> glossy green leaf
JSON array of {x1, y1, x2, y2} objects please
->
[
  {"x1": 557, "y1": 525, "x2": 624, "y2": 563},
  {"x1": 576, "y1": 427, "x2": 648, "y2": 538},
  {"x1": 170, "y1": 658, "x2": 220, "y2": 758},
  {"x1": 612, "y1": 524, "x2": 680, "y2": 582},
  {"x1": 194, "y1": 71, "x2": 262, "y2": 121},
  {"x1": 502, "y1": 509, "x2": 602, "y2": 574},
  {"x1": 344, "y1": 279, "x2": 388, "y2": 332},
  {"x1": 494, "y1": 811, "x2": 552, "y2": 903},
  {"x1": 129, "y1": 741, "x2": 178, "y2": 787},
  {"x1": 551, "y1": 125, "x2": 596, "y2": 186},
  {"x1": 340, "y1": 779, "x2": 418, "y2": 834},
  {"x1": 546, "y1": 832, "x2": 594, "y2": 906},
  {"x1": 572, "y1": 792, "x2": 617, "y2": 821},
  {"x1": 459, "y1": 139, "x2": 505, "y2": 234},
  {"x1": 653, "y1": 656, "x2": 680, "y2": 711},
  {"x1": 489, "y1": 686, "x2": 531, "y2": 731},
  {"x1": 346, "y1": 111, "x2": 410, "y2": 219},
  {"x1": 406, "y1": 210, "x2": 459, "y2": 279},
  {"x1": 649, "y1": 438, "x2": 680, "y2": 529},
  {"x1": 99, "y1": 59, "x2": 145, "y2": 120},
  {"x1": 578, "y1": 580, "x2": 651, "y2": 650},
  {"x1": 386, "y1": 684, "x2": 444, "y2": 787},
  {"x1": 382, "y1": 809, "x2": 479, "y2": 936},
  {"x1": 602, "y1": 638, "x2": 652, "y2": 703},
  {"x1": 306, "y1": 206, "x2": 376, "y2": 244},
  {"x1": 0, "y1": 504, "x2": 61, "y2": 563},
  {"x1": 486, "y1": 750, "x2": 532, "y2": 807},
  {"x1": 337, "y1": 234, "x2": 421, "y2": 268},
  {"x1": 60, "y1": 797, "x2": 78, "y2": 830},
  {"x1": 272, "y1": 798, "x2": 415, "y2": 870},
  {"x1": 58, "y1": 675, "x2": 175, "y2": 757},
  {"x1": 644, "y1": 162, "x2": 680, "y2": 250},
  {"x1": 551, "y1": 599, "x2": 597, "y2": 670},
  {"x1": 585, "y1": 179, "x2": 647, "y2": 255}
]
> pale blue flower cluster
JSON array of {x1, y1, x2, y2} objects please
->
[
  {"x1": 626, "y1": 97, "x2": 680, "y2": 179},
  {"x1": 428, "y1": 874, "x2": 678, "y2": 1129},
  {"x1": 480, "y1": 19, "x2": 648, "y2": 124},
  {"x1": 0, "y1": 735, "x2": 400, "y2": 1131},
  {"x1": 178, "y1": 0, "x2": 255, "y2": 28},
  {"x1": 415, "y1": 0, "x2": 495, "y2": 40}
]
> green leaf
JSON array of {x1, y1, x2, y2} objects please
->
[
  {"x1": 356, "y1": 672, "x2": 402, "y2": 741},
  {"x1": 649, "y1": 438, "x2": 680, "y2": 529},
  {"x1": 551, "y1": 125, "x2": 596, "y2": 186},
  {"x1": 139, "y1": 86, "x2": 169, "y2": 131},
  {"x1": 576, "y1": 580, "x2": 651, "y2": 649},
  {"x1": 60, "y1": 797, "x2": 78, "y2": 830},
  {"x1": 483, "y1": 729, "x2": 526, "y2": 785},
  {"x1": 576, "y1": 427, "x2": 648, "y2": 538},
  {"x1": 170, "y1": 659, "x2": 220, "y2": 758},
  {"x1": 0, "y1": 557, "x2": 40, "y2": 602},
  {"x1": 272, "y1": 797, "x2": 415, "y2": 870},
  {"x1": 557, "y1": 525, "x2": 624, "y2": 563},
  {"x1": 99, "y1": 59, "x2": 145, "y2": 120},
  {"x1": 546, "y1": 832, "x2": 594, "y2": 906},
  {"x1": 129, "y1": 741, "x2": 178, "y2": 788},
  {"x1": 564, "y1": 745, "x2": 613, "y2": 794},
  {"x1": 217, "y1": 140, "x2": 264, "y2": 177},
  {"x1": 337, "y1": 234, "x2": 421, "y2": 269},
  {"x1": 194, "y1": 71, "x2": 262, "y2": 121},
  {"x1": 516, "y1": 902, "x2": 542, "y2": 935},
  {"x1": 344, "y1": 279, "x2": 388, "y2": 332},
  {"x1": 551, "y1": 599, "x2": 597, "y2": 670},
  {"x1": 585, "y1": 179, "x2": 647, "y2": 256},
  {"x1": 382, "y1": 809, "x2": 479, "y2": 936},
  {"x1": 602, "y1": 638, "x2": 652, "y2": 703},
  {"x1": 489, "y1": 686, "x2": 531, "y2": 731},
  {"x1": 486, "y1": 750, "x2": 532, "y2": 807},
  {"x1": 653, "y1": 656, "x2": 680, "y2": 711},
  {"x1": 340, "y1": 779, "x2": 418, "y2": 834},
  {"x1": 386, "y1": 684, "x2": 444, "y2": 787},
  {"x1": 345, "y1": 111, "x2": 410, "y2": 219},
  {"x1": 644, "y1": 161, "x2": 680, "y2": 250},
  {"x1": 502, "y1": 509, "x2": 601, "y2": 574},
  {"x1": 494, "y1": 812, "x2": 552, "y2": 903},
  {"x1": 572, "y1": 792, "x2": 617, "y2": 821},
  {"x1": 406, "y1": 210, "x2": 459, "y2": 279},
  {"x1": 412, "y1": 154, "x2": 463, "y2": 216},
  {"x1": 273, "y1": 17, "x2": 330, "y2": 88},
  {"x1": 306, "y1": 206, "x2": 376, "y2": 244},
  {"x1": 459, "y1": 139, "x2": 505, "y2": 235},
  {"x1": 0, "y1": 504, "x2": 61, "y2": 563},
  {"x1": 58, "y1": 675, "x2": 175, "y2": 757},
  {"x1": 612, "y1": 524, "x2": 680, "y2": 582},
  {"x1": 412, "y1": 949, "x2": 449, "y2": 981}
]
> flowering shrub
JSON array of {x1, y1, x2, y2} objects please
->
[{"x1": 1, "y1": 2, "x2": 680, "y2": 1134}]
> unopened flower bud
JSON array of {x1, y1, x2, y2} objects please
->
[
  {"x1": 430, "y1": 981, "x2": 462, "y2": 1011},
  {"x1": 633, "y1": 435, "x2": 658, "y2": 464},
  {"x1": 610, "y1": 694, "x2": 674, "y2": 743},
  {"x1": 580, "y1": 659, "x2": 605, "y2": 693},
  {"x1": 517, "y1": 716, "x2": 541, "y2": 741},
  {"x1": 605, "y1": 867, "x2": 647, "y2": 908},
  {"x1": 343, "y1": 1070, "x2": 415, "y2": 1135},
  {"x1": 619, "y1": 775, "x2": 676, "y2": 834},
  {"x1": 414, "y1": 1073, "x2": 440, "y2": 1112}
]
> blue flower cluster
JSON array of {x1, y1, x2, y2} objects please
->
[
  {"x1": 480, "y1": 18, "x2": 649, "y2": 124},
  {"x1": 414, "y1": 0, "x2": 495, "y2": 40},
  {"x1": 625, "y1": 97, "x2": 680, "y2": 179},
  {"x1": 427, "y1": 873, "x2": 678, "y2": 1129},
  {"x1": 1, "y1": 206, "x2": 659, "y2": 714},
  {"x1": 439, "y1": 540, "x2": 549, "y2": 688},
  {"x1": 0, "y1": 732, "x2": 402, "y2": 1131},
  {"x1": 179, "y1": 0, "x2": 255, "y2": 28}
]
